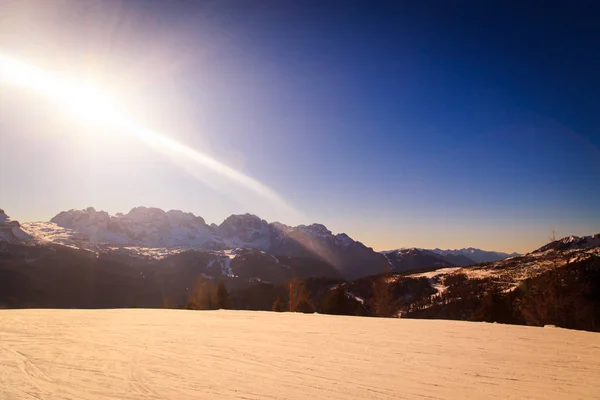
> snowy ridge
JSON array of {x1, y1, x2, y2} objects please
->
[
  {"x1": 6, "y1": 207, "x2": 385, "y2": 278},
  {"x1": 29, "y1": 207, "x2": 367, "y2": 257},
  {"x1": 50, "y1": 207, "x2": 218, "y2": 248}
]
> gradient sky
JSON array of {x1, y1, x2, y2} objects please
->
[{"x1": 1, "y1": 0, "x2": 599, "y2": 253}]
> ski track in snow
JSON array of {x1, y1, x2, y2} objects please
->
[{"x1": 0, "y1": 310, "x2": 599, "y2": 400}]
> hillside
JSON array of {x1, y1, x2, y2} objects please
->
[{"x1": 0, "y1": 309, "x2": 598, "y2": 400}]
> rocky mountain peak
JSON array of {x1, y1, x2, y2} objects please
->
[{"x1": 0, "y1": 209, "x2": 31, "y2": 243}]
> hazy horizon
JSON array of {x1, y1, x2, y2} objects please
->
[{"x1": 1, "y1": 1, "x2": 599, "y2": 255}]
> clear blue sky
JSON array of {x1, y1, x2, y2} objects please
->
[{"x1": 1, "y1": 1, "x2": 599, "y2": 253}]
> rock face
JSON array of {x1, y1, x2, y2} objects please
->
[
  {"x1": 217, "y1": 214, "x2": 272, "y2": 250},
  {"x1": 0, "y1": 209, "x2": 31, "y2": 243}
]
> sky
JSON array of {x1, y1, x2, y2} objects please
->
[{"x1": 0, "y1": 0, "x2": 599, "y2": 253}]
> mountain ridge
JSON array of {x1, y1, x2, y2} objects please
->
[
  {"x1": 11, "y1": 207, "x2": 388, "y2": 279},
  {"x1": 7, "y1": 206, "x2": 588, "y2": 279},
  {"x1": 381, "y1": 246, "x2": 520, "y2": 272}
]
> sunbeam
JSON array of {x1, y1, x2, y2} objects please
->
[{"x1": 0, "y1": 52, "x2": 300, "y2": 219}]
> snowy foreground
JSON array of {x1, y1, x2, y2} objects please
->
[{"x1": 1, "y1": 310, "x2": 599, "y2": 399}]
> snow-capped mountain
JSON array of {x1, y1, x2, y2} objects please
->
[
  {"x1": 50, "y1": 207, "x2": 219, "y2": 248},
  {"x1": 13, "y1": 207, "x2": 388, "y2": 279},
  {"x1": 0, "y1": 209, "x2": 31, "y2": 243},
  {"x1": 216, "y1": 213, "x2": 272, "y2": 250}
]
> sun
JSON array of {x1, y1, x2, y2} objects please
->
[{"x1": 0, "y1": 53, "x2": 124, "y2": 125}]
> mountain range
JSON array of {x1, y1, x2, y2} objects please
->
[
  {"x1": 381, "y1": 247, "x2": 519, "y2": 272},
  {"x1": 1, "y1": 207, "x2": 522, "y2": 278}
]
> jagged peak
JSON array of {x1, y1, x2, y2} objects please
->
[
  {"x1": 335, "y1": 233, "x2": 354, "y2": 247},
  {"x1": 219, "y1": 213, "x2": 269, "y2": 228},
  {"x1": 297, "y1": 223, "x2": 332, "y2": 236},
  {"x1": 0, "y1": 208, "x2": 32, "y2": 243}
]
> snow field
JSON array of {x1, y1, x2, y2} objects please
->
[{"x1": 0, "y1": 309, "x2": 599, "y2": 399}]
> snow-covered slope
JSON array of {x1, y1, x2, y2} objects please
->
[
  {"x1": 403, "y1": 234, "x2": 600, "y2": 298},
  {"x1": 0, "y1": 309, "x2": 598, "y2": 400}
]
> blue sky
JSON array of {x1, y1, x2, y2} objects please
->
[{"x1": 1, "y1": 1, "x2": 599, "y2": 253}]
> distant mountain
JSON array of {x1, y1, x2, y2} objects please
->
[
  {"x1": 532, "y1": 233, "x2": 600, "y2": 254},
  {"x1": 428, "y1": 248, "x2": 519, "y2": 264},
  {"x1": 435, "y1": 253, "x2": 477, "y2": 267},
  {"x1": 381, "y1": 246, "x2": 519, "y2": 273},
  {"x1": 15, "y1": 207, "x2": 388, "y2": 279},
  {"x1": 382, "y1": 248, "x2": 457, "y2": 273}
]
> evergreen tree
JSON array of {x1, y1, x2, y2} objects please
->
[{"x1": 324, "y1": 285, "x2": 360, "y2": 315}]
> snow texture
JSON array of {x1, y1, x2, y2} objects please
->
[{"x1": 0, "y1": 309, "x2": 598, "y2": 400}]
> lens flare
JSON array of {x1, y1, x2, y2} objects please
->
[{"x1": 0, "y1": 52, "x2": 299, "y2": 218}]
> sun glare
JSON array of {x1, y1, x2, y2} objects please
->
[
  {"x1": 0, "y1": 52, "x2": 299, "y2": 219},
  {"x1": 0, "y1": 54, "x2": 122, "y2": 124}
]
